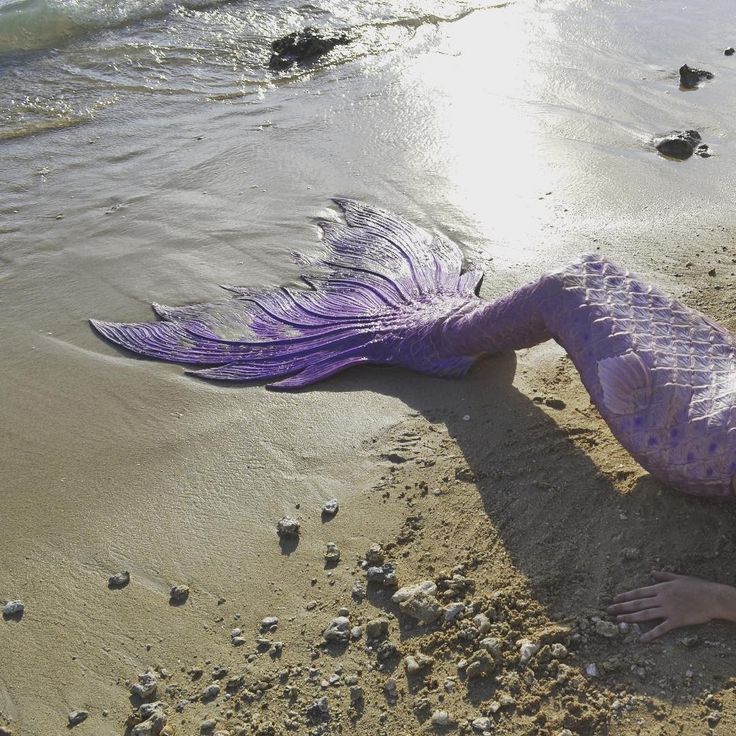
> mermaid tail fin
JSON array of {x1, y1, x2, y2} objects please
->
[{"x1": 91, "y1": 199, "x2": 485, "y2": 389}]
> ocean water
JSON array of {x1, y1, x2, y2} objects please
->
[{"x1": 0, "y1": 0, "x2": 482, "y2": 138}]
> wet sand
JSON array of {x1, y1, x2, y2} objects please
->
[{"x1": 3, "y1": 1, "x2": 736, "y2": 733}]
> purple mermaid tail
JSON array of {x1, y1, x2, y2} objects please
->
[{"x1": 92, "y1": 199, "x2": 736, "y2": 497}]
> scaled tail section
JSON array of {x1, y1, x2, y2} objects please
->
[{"x1": 91, "y1": 199, "x2": 485, "y2": 389}]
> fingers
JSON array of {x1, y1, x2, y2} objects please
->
[
  {"x1": 607, "y1": 598, "x2": 658, "y2": 615},
  {"x1": 611, "y1": 584, "x2": 661, "y2": 604},
  {"x1": 640, "y1": 619, "x2": 674, "y2": 642},
  {"x1": 651, "y1": 571, "x2": 680, "y2": 582},
  {"x1": 614, "y1": 607, "x2": 665, "y2": 624}
]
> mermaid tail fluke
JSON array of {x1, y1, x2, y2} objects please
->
[
  {"x1": 91, "y1": 199, "x2": 487, "y2": 389},
  {"x1": 91, "y1": 199, "x2": 736, "y2": 495}
]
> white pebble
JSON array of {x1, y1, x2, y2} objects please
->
[
  {"x1": 472, "y1": 716, "x2": 491, "y2": 732},
  {"x1": 431, "y1": 710, "x2": 453, "y2": 727},
  {"x1": 517, "y1": 638, "x2": 539, "y2": 664}
]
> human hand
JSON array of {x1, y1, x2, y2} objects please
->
[{"x1": 607, "y1": 571, "x2": 736, "y2": 642}]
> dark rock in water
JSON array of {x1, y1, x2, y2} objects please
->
[
  {"x1": 655, "y1": 130, "x2": 702, "y2": 160},
  {"x1": 679, "y1": 64, "x2": 713, "y2": 88},
  {"x1": 269, "y1": 27, "x2": 351, "y2": 70},
  {"x1": 725, "y1": 47, "x2": 735, "y2": 56},
  {"x1": 695, "y1": 143, "x2": 711, "y2": 158}
]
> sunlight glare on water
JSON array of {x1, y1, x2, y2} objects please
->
[{"x1": 400, "y1": 9, "x2": 559, "y2": 264}]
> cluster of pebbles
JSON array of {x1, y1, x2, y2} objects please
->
[
  {"x1": 109, "y1": 547, "x2": 671, "y2": 736},
  {"x1": 99, "y1": 487, "x2": 673, "y2": 736}
]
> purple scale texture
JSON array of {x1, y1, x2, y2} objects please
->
[{"x1": 91, "y1": 199, "x2": 736, "y2": 497}]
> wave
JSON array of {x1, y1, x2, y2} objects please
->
[{"x1": 0, "y1": 0, "x2": 236, "y2": 55}]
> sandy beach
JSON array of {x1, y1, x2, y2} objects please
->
[{"x1": 3, "y1": 0, "x2": 736, "y2": 733}]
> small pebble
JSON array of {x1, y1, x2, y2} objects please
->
[
  {"x1": 550, "y1": 642, "x2": 568, "y2": 658},
  {"x1": 170, "y1": 585, "x2": 190, "y2": 603},
  {"x1": 108, "y1": 571, "x2": 130, "y2": 589},
  {"x1": 324, "y1": 543, "x2": 340, "y2": 564},
  {"x1": 404, "y1": 653, "x2": 433, "y2": 675},
  {"x1": 365, "y1": 542, "x2": 385, "y2": 565},
  {"x1": 365, "y1": 564, "x2": 397, "y2": 587},
  {"x1": 444, "y1": 602, "x2": 465, "y2": 623},
  {"x1": 392, "y1": 580, "x2": 442, "y2": 623},
  {"x1": 725, "y1": 47, "x2": 735, "y2": 56},
  {"x1": 323, "y1": 616, "x2": 350, "y2": 644},
  {"x1": 200, "y1": 719, "x2": 217, "y2": 734},
  {"x1": 201, "y1": 683, "x2": 221, "y2": 701},
  {"x1": 277, "y1": 516, "x2": 300, "y2": 538},
  {"x1": 479, "y1": 637, "x2": 503, "y2": 657},
  {"x1": 365, "y1": 617, "x2": 389, "y2": 640},
  {"x1": 431, "y1": 710, "x2": 453, "y2": 727},
  {"x1": 321, "y1": 498, "x2": 339, "y2": 517},
  {"x1": 68, "y1": 711, "x2": 88, "y2": 727},
  {"x1": 261, "y1": 616, "x2": 279, "y2": 631},
  {"x1": 544, "y1": 397, "x2": 566, "y2": 410},
  {"x1": 212, "y1": 665, "x2": 229, "y2": 680},
  {"x1": 656, "y1": 129, "x2": 703, "y2": 160},
  {"x1": 131, "y1": 670, "x2": 158, "y2": 699},
  {"x1": 306, "y1": 696, "x2": 330, "y2": 723},
  {"x1": 517, "y1": 638, "x2": 540, "y2": 664},
  {"x1": 473, "y1": 613, "x2": 491, "y2": 634},
  {"x1": 594, "y1": 619, "x2": 618, "y2": 638},
  {"x1": 472, "y1": 717, "x2": 491, "y2": 732},
  {"x1": 2, "y1": 601, "x2": 23, "y2": 617}
]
